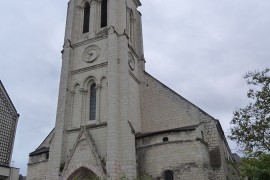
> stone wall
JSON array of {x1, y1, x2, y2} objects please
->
[
  {"x1": 138, "y1": 72, "x2": 240, "y2": 180},
  {"x1": 140, "y1": 72, "x2": 207, "y2": 132},
  {"x1": 27, "y1": 160, "x2": 49, "y2": 180},
  {"x1": 137, "y1": 131, "x2": 209, "y2": 180}
]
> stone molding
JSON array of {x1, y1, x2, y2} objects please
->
[
  {"x1": 83, "y1": 45, "x2": 101, "y2": 63},
  {"x1": 72, "y1": 35, "x2": 107, "y2": 49},
  {"x1": 62, "y1": 162, "x2": 104, "y2": 180},
  {"x1": 61, "y1": 127, "x2": 106, "y2": 178},
  {"x1": 71, "y1": 62, "x2": 108, "y2": 75},
  {"x1": 136, "y1": 139, "x2": 205, "y2": 150},
  {"x1": 129, "y1": 70, "x2": 140, "y2": 84}
]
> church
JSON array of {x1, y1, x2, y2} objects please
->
[{"x1": 27, "y1": 0, "x2": 240, "y2": 179}]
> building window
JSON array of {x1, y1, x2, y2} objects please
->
[
  {"x1": 90, "y1": 83, "x2": 96, "y2": 120},
  {"x1": 164, "y1": 170, "x2": 174, "y2": 180},
  {"x1": 201, "y1": 131, "x2": 204, "y2": 140},
  {"x1": 163, "y1": 137, "x2": 169, "y2": 142},
  {"x1": 100, "y1": 0, "x2": 107, "y2": 28},
  {"x1": 83, "y1": 3, "x2": 90, "y2": 33},
  {"x1": 46, "y1": 152, "x2": 49, "y2": 160}
]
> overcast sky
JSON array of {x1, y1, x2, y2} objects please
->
[{"x1": 0, "y1": 0, "x2": 269, "y2": 176}]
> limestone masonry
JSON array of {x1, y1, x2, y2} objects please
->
[{"x1": 27, "y1": 0, "x2": 241, "y2": 179}]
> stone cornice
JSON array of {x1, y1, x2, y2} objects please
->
[
  {"x1": 136, "y1": 140, "x2": 198, "y2": 149},
  {"x1": 66, "y1": 122, "x2": 107, "y2": 134},
  {"x1": 136, "y1": 124, "x2": 198, "y2": 139},
  {"x1": 27, "y1": 159, "x2": 48, "y2": 166},
  {"x1": 71, "y1": 62, "x2": 108, "y2": 75},
  {"x1": 133, "y1": 0, "x2": 142, "y2": 7},
  {"x1": 72, "y1": 35, "x2": 107, "y2": 49}
]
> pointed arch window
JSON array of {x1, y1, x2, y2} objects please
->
[
  {"x1": 83, "y1": 3, "x2": 90, "y2": 33},
  {"x1": 89, "y1": 83, "x2": 96, "y2": 120},
  {"x1": 100, "y1": 0, "x2": 107, "y2": 28}
]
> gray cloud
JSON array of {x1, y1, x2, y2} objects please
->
[
  {"x1": 0, "y1": 0, "x2": 66, "y2": 175},
  {"x1": 139, "y1": 0, "x2": 270, "y2": 150},
  {"x1": 0, "y1": 0, "x2": 269, "y2": 175}
]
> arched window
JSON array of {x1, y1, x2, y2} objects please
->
[
  {"x1": 89, "y1": 83, "x2": 96, "y2": 120},
  {"x1": 164, "y1": 170, "x2": 174, "y2": 180},
  {"x1": 100, "y1": 0, "x2": 107, "y2": 28},
  {"x1": 83, "y1": 3, "x2": 90, "y2": 33}
]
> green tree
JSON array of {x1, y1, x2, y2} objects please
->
[
  {"x1": 239, "y1": 153, "x2": 270, "y2": 180},
  {"x1": 229, "y1": 68, "x2": 270, "y2": 153},
  {"x1": 229, "y1": 68, "x2": 270, "y2": 180}
]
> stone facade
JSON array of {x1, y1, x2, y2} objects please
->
[
  {"x1": 0, "y1": 80, "x2": 20, "y2": 180},
  {"x1": 27, "y1": 0, "x2": 240, "y2": 180}
]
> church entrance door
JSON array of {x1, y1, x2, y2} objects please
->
[{"x1": 67, "y1": 167, "x2": 99, "y2": 180}]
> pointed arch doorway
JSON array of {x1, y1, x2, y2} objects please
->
[{"x1": 67, "y1": 167, "x2": 98, "y2": 180}]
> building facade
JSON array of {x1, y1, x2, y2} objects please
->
[
  {"x1": 0, "y1": 81, "x2": 20, "y2": 180},
  {"x1": 27, "y1": 0, "x2": 240, "y2": 179}
]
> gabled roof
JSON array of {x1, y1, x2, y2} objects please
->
[
  {"x1": 29, "y1": 147, "x2": 50, "y2": 156},
  {"x1": 144, "y1": 71, "x2": 216, "y2": 120},
  {"x1": 0, "y1": 80, "x2": 19, "y2": 115},
  {"x1": 142, "y1": 71, "x2": 235, "y2": 154},
  {"x1": 29, "y1": 128, "x2": 55, "y2": 156}
]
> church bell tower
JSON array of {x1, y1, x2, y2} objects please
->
[
  {"x1": 47, "y1": 0, "x2": 144, "y2": 179},
  {"x1": 28, "y1": 1, "x2": 243, "y2": 179}
]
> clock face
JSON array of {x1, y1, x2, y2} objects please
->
[
  {"x1": 83, "y1": 45, "x2": 100, "y2": 63},
  {"x1": 87, "y1": 49, "x2": 98, "y2": 62},
  {"x1": 128, "y1": 53, "x2": 135, "y2": 70}
]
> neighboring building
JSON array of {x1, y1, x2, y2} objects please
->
[
  {"x1": 18, "y1": 175, "x2": 26, "y2": 180},
  {"x1": 27, "y1": 0, "x2": 240, "y2": 180},
  {"x1": 0, "y1": 81, "x2": 20, "y2": 180}
]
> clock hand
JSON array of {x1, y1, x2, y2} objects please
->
[{"x1": 88, "y1": 52, "x2": 93, "y2": 59}]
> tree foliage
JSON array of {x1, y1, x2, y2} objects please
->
[
  {"x1": 239, "y1": 153, "x2": 270, "y2": 180},
  {"x1": 229, "y1": 68, "x2": 270, "y2": 153}
]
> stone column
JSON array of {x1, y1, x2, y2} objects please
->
[
  {"x1": 48, "y1": 41, "x2": 73, "y2": 180},
  {"x1": 96, "y1": 84, "x2": 101, "y2": 123},
  {"x1": 131, "y1": 17, "x2": 135, "y2": 47},
  {"x1": 77, "y1": 6, "x2": 84, "y2": 39},
  {"x1": 106, "y1": 26, "x2": 120, "y2": 180},
  {"x1": 80, "y1": 88, "x2": 88, "y2": 126},
  {"x1": 118, "y1": 35, "x2": 137, "y2": 179},
  {"x1": 126, "y1": 8, "x2": 131, "y2": 40},
  {"x1": 90, "y1": 1, "x2": 97, "y2": 35},
  {"x1": 64, "y1": 0, "x2": 75, "y2": 42},
  {"x1": 95, "y1": 0, "x2": 102, "y2": 32},
  {"x1": 69, "y1": 91, "x2": 75, "y2": 128}
]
